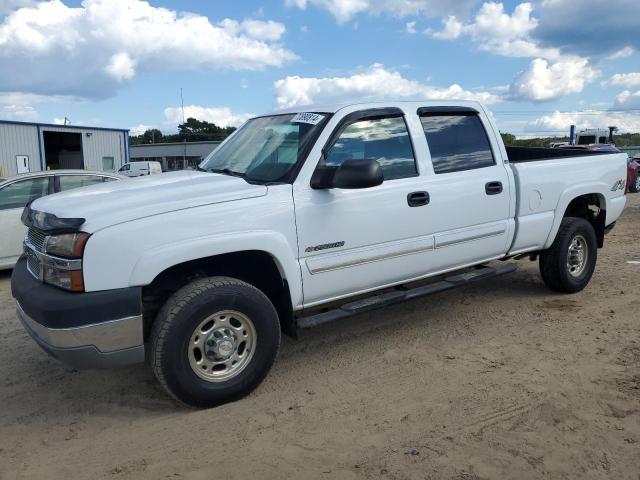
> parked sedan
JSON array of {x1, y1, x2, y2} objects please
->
[{"x1": 0, "y1": 170, "x2": 125, "y2": 270}]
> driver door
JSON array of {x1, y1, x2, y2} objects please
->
[{"x1": 293, "y1": 109, "x2": 432, "y2": 306}]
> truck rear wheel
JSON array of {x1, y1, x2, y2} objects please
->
[
  {"x1": 631, "y1": 173, "x2": 640, "y2": 194},
  {"x1": 149, "y1": 277, "x2": 281, "y2": 408},
  {"x1": 539, "y1": 217, "x2": 597, "y2": 293}
]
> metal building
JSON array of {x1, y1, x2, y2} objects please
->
[
  {"x1": 129, "y1": 141, "x2": 221, "y2": 171},
  {"x1": 0, "y1": 120, "x2": 129, "y2": 178}
]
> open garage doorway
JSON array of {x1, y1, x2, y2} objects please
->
[{"x1": 43, "y1": 131, "x2": 84, "y2": 170}]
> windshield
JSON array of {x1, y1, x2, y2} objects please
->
[{"x1": 199, "y1": 113, "x2": 329, "y2": 183}]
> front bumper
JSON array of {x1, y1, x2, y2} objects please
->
[{"x1": 11, "y1": 257, "x2": 144, "y2": 369}]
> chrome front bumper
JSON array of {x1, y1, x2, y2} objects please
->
[{"x1": 16, "y1": 302, "x2": 145, "y2": 369}]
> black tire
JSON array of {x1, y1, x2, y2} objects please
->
[
  {"x1": 631, "y1": 173, "x2": 640, "y2": 194},
  {"x1": 149, "y1": 276, "x2": 281, "y2": 408},
  {"x1": 539, "y1": 217, "x2": 597, "y2": 293}
]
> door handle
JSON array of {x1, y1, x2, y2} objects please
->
[
  {"x1": 485, "y1": 181, "x2": 503, "y2": 195},
  {"x1": 407, "y1": 191, "x2": 430, "y2": 207}
]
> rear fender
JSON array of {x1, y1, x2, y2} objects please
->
[{"x1": 544, "y1": 184, "x2": 610, "y2": 249}]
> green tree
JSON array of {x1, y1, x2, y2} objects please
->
[
  {"x1": 129, "y1": 119, "x2": 237, "y2": 145},
  {"x1": 500, "y1": 132, "x2": 516, "y2": 145},
  {"x1": 178, "y1": 118, "x2": 236, "y2": 141},
  {"x1": 130, "y1": 128, "x2": 163, "y2": 145}
]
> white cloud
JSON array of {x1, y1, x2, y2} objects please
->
[
  {"x1": 405, "y1": 21, "x2": 416, "y2": 34},
  {"x1": 0, "y1": 91, "x2": 48, "y2": 121},
  {"x1": 285, "y1": 0, "x2": 477, "y2": 23},
  {"x1": 218, "y1": 18, "x2": 286, "y2": 41},
  {"x1": 0, "y1": 103, "x2": 37, "y2": 121},
  {"x1": 533, "y1": 0, "x2": 640, "y2": 58},
  {"x1": 104, "y1": 52, "x2": 137, "y2": 82},
  {"x1": 608, "y1": 46, "x2": 634, "y2": 60},
  {"x1": 428, "y1": 2, "x2": 560, "y2": 59},
  {"x1": 428, "y1": 16, "x2": 462, "y2": 40},
  {"x1": 508, "y1": 57, "x2": 598, "y2": 102},
  {"x1": 0, "y1": 0, "x2": 296, "y2": 99},
  {"x1": 0, "y1": 0, "x2": 35, "y2": 15},
  {"x1": 426, "y1": 3, "x2": 603, "y2": 102},
  {"x1": 608, "y1": 73, "x2": 640, "y2": 88},
  {"x1": 530, "y1": 109, "x2": 640, "y2": 134},
  {"x1": 52, "y1": 117, "x2": 65, "y2": 125},
  {"x1": 163, "y1": 105, "x2": 254, "y2": 129},
  {"x1": 614, "y1": 90, "x2": 640, "y2": 109},
  {"x1": 273, "y1": 64, "x2": 500, "y2": 109},
  {"x1": 129, "y1": 123, "x2": 153, "y2": 136}
]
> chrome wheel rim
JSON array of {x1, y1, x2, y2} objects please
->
[
  {"x1": 567, "y1": 234, "x2": 589, "y2": 278},
  {"x1": 188, "y1": 310, "x2": 256, "y2": 382}
]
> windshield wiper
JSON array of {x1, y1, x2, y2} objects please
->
[{"x1": 208, "y1": 168, "x2": 246, "y2": 178}]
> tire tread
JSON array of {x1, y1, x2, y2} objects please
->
[
  {"x1": 539, "y1": 217, "x2": 597, "y2": 293},
  {"x1": 149, "y1": 276, "x2": 280, "y2": 406}
]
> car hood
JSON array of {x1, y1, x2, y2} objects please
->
[{"x1": 30, "y1": 171, "x2": 267, "y2": 232}]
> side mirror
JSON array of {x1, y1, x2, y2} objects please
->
[{"x1": 311, "y1": 158, "x2": 383, "y2": 189}]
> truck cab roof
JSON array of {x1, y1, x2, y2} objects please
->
[{"x1": 271, "y1": 99, "x2": 486, "y2": 116}]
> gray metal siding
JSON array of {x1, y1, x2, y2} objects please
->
[
  {"x1": 130, "y1": 141, "x2": 221, "y2": 159},
  {"x1": 0, "y1": 124, "x2": 41, "y2": 177}
]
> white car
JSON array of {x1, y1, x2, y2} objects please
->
[
  {"x1": 0, "y1": 170, "x2": 124, "y2": 269},
  {"x1": 118, "y1": 161, "x2": 162, "y2": 177},
  {"x1": 12, "y1": 100, "x2": 627, "y2": 407}
]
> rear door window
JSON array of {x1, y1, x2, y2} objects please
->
[{"x1": 419, "y1": 113, "x2": 495, "y2": 174}]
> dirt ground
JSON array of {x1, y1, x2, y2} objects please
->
[{"x1": 0, "y1": 196, "x2": 639, "y2": 480}]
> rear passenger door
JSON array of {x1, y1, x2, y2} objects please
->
[{"x1": 414, "y1": 107, "x2": 512, "y2": 272}]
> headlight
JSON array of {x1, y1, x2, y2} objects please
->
[
  {"x1": 44, "y1": 233, "x2": 89, "y2": 258},
  {"x1": 36, "y1": 232, "x2": 89, "y2": 291}
]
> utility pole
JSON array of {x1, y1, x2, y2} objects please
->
[{"x1": 181, "y1": 88, "x2": 187, "y2": 169}]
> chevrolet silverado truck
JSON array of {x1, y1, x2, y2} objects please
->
[{"x1": 12, "y1": 101, "x2": 628, "y2": 407}]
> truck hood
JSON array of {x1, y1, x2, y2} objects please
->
[{"x1": 30, "y1": 171, "x2": 267, "y2": 232}]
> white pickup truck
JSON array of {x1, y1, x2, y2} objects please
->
[{"x1": 12, "y1": 101, "x2": 628, "y2": 407}]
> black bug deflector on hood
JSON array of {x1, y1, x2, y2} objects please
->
[{"x1": 22, "y1": 202, "x2": 85, "y2": 234}]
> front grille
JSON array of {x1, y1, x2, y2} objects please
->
[
  {"x1": 27, "y1": 228, "x2": 46, "y2": 252},
  {"x1": 25, "y1": 248, "x2": 42, "y2": 280}
]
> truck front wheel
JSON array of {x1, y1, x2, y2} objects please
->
[
  {"x1": 539, "y1": 217, "x2": 597, "y2": 293},
  {"x1": 149, "y1": 277, "x2": 281, "y2": 408}
]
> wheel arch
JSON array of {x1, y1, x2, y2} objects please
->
[
  {"x1": 133, "y1": 234, "x2": 301, "y2": 338},
  {"x1": 544, "y1": 187, "x2": 608, "y2": 249}
]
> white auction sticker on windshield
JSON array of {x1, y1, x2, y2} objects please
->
[{"x1": 291, "y1": 112, "x2": 325, "y2": 125}]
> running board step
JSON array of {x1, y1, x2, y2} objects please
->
[{"x1": 297, "y1": 263, "x2": 517, "y2": 329}]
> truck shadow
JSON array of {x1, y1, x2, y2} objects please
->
[{"x1": 1, "y1": 263, "x2": 556, "y2": 420}]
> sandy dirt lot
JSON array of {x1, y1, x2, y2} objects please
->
[{"x1": 1, "y1": 196, "x2": 639, "y2": 480}]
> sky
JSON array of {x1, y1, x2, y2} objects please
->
[{"x1": 0, "y1": 0, "x2": 639, "y2": 138}]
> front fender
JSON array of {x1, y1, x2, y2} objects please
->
[{"x1": 129, "y1": 230, "x2": 303, "y2": 307}]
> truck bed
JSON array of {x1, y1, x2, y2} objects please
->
[
  {"x1": 507, "y1": 150, "x2": 628, "y2": 255},
  {"x1": 506, "y1": 146, "x2": 609, "y2": 163}
]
